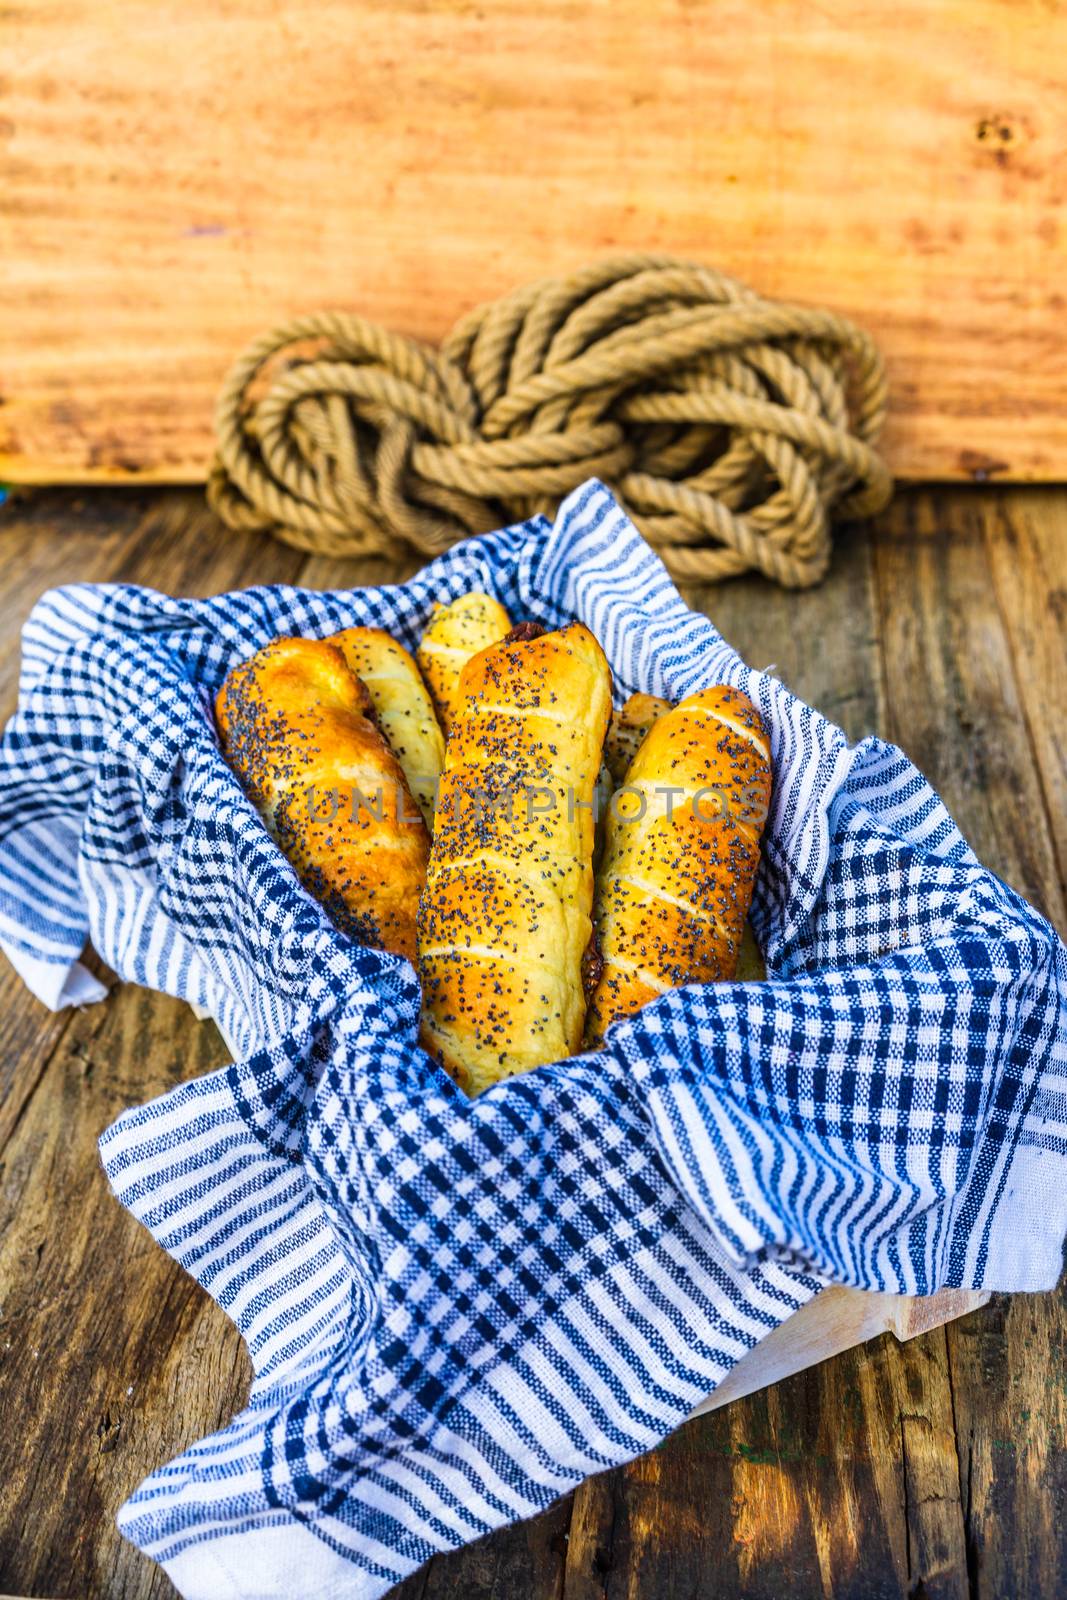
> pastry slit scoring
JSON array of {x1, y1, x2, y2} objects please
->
[
  {"x1": 419, "y1": 942, "x2": 520, "y2": 964},
  {"x1": 421, "y1": 642, "x2": 467, "y2": 663},
  {"x1": 595, "y1": 953, "x2": 673, "y2": 994},
  {"x1": 607, "y1": 870, "x2": 731, "y2": 939},
  {"x1": 666, "y1": 700, "x2": 772, "y2": 759},
  {"x1": 585, "y1": 683, "x2": 772, "y2": 1047},
  {"x1": 427, "y1": 850, "x2": 568, "y2": 887},
  {"x1": 615, "y1": 777, "x2": 764, "y2": 839},
  {"x1": 417, "y1": 621, "x2": 613, "y2": 1094},
  {"x1": 468, "y1": 701, "x2": 573, "y2": 727}
]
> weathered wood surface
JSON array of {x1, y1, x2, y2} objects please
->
[
  {"x1": 3, "y1": 4, "x2": 1067, "y2": 487},
  {"x1": 0, "y1": 486, "x2": 1064, "y2": 1599}
]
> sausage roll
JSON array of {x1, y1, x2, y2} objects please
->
[
  {"x1": 215, "y1": 637, "x2": 429, "y2": 963},
  {"x1": 603, "y1": 692, "x2": 673, "y2": 786},
  {"x1": 585, "y1": 684, "x2": 771, "y2": 1045},
  {"x1": 418, "y1": 622, "x2": 612, "y2": 1094},
  {"x1": 328, "y1": 626, "x2": 445, "y2": 831},
  {"x1": 416, "y1": 591, "x2": 512, "y2": 734}
]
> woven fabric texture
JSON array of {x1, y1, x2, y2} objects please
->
[{"x1": 0, "y1": 481, "x2": 1063, "y2": 1600}]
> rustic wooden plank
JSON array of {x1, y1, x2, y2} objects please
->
[
  {"x1": 2, "y1": 487, "x2": 1063, "y2": 1600},
  {"x1": 880, "y1": 486, "x2": 1067, "y2": 1599},
  {"x1": 0, "y1": 490, "x2": 307, "y2": 1148},
  {"x1": 980, "y1": 487, "x2": 1067, "y2": 915},
  {"x1": 871, "y1": 488, "x2": 1067, "y2": 934},
  {"x1": 896, "y1": 1333, "x2": 971, "y2": 1600},
  {"x1": 3, "y1": 3, "x2": 1066, "y2": 486},
  {"x1": 871, "y1": 485, "x2": 1067, "y2": 1598},
  {"x1": 0, "y1": 489, "x2": 309, "y2": 1599},
  {"x1": 946, "y1": 1291, "x2": 1067, "y2": 1599},
  {"x1": 0, "y1": 983, "x2": 248, "y2": 1600}
]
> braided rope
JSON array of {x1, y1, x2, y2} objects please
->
[{"x1": 208, "y1": 254, "x2": 892, "y2": 588}]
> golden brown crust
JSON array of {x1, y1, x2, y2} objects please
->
[
  {"x1": 215, "y1": 636, "x2": 429, "y2": 963},
  {"x1": 415, "y1": 591, "x2": 512, "y2": 735},
  {"x1": 418, "y1": 621, "x2": 612, "y2": 1094},
  {"x1": 585, "y1": 684, "x2": 772, "y2": 1045},
  {"x1": 327, "y1": 627, "x2": 445, "y2": 831}
]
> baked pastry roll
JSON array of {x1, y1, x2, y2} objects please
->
[
  {"x1": 416, "y1": 591, "x2": 512, "y2": 734},
  {"x1": 328, "y1": 627, "x2": 444, "y2": 831},
  {"x1": 585, "y1": 684, "x2": 771, "y2": 1044},
  {"x1": 603, "y1": 692, "x2": 673, "y2": 786},
  {"x1": 418, "y1": 622, "x2": 612, "y2": 1093},
  {"x1": 216, "y1": 637, "x2": 429, "y2": 963}
]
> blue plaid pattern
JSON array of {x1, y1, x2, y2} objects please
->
[{"x1": 1, "y1": 481, "x2": 1064, "y2": 1600}]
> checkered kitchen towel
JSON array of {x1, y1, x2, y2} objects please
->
[{"x1": 1, "y1": 481, "x2": 1065, "y2": 1598}]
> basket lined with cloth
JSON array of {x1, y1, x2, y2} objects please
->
[{"x1": 0, "y1": 481, "x2": 1064, "y2": 1600}]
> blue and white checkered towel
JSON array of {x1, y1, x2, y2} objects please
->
[{"x1": 1, "y1": 481, "x2": 1065, "y2": 1599}]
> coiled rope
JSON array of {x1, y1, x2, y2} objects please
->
[{"x1": 209, "y1": 254, "x2": 892, "y2": 588}]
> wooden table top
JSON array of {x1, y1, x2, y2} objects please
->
[{"x1": 0, "y1": 485, "x2": 1063, "y2": 1600}]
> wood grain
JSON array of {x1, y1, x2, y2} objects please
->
[
  {"x1": 0, "y1": 490, "x2": 306, "y2": 1148},
  {"x1": 0, "y1": 488, "x2": 305, "y2": 1600},
  {"x1": 0, "y1": 487, "x2": 1064, "y2": 1600},
  {"x1": 871, "y1": 488, "x2": 1066, "y2": 932},
  {"x1": 954, "y1": 486, "x2": 1067, "y2": 1597},
  {"x1": 871, "y1": 486, "x2": 1067, "y2": 1598},
  {"x1": 872, "y1": 486, "x2": 1067, "y2": 1600},
  {"x1": 0, "y1": 986, "x2": 249, "y2": 1600},
  {"x1": 3, "y1": 3, "x2": 1067, "y2": 486},
  {"x1": 980, "y1": 488, "x2": 1067, "y2": 908}
]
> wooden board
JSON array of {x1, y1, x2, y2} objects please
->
[
  {"x1": 2, "y1": 2, "x2": 1067, "y2": 487},
  {"x1": 691, "y1": 1286, "x2": 990, "y2": 1418},
  {"x1": 0, "y1": 485, "x2": 1065, "y2": 1600}
]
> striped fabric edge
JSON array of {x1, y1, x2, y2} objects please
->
[{"x1": 0, "y1": 478, "x2": 1062, "y2": 1599}]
